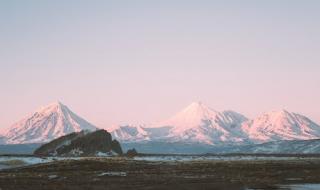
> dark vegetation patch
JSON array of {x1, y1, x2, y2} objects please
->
[
  {"x1": 34, "y1": 130, "x2": 123, "y2": 157},
  {"x1": 0, "y1": 158, "x2": 320, "y2": 190}
]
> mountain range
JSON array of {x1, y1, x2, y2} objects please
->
[
  {"x1": 108, "y1": 102, "x2": 320, "y2": 145},
  {"x1": 1, "y1": 101, "x2": 320, "y2": 154},
  {"x1": 109, "y1": 102, "x2": 249, "y2": 145}
]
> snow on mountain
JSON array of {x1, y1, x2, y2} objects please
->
[
  {"x1": 2, "y1": 100, "x2": 320, "y2": 150},
  {"x1": 109, "y1": 125, "x2": 150, "y2": 142},
  {"x1": 241, "y1": 109, "x2": 320, "y2": 143},
  {"x1": 107, "y1": 102, "x2": 249, "y2": 145},
  {"x1": 156, "y1": 102, "x2": 249, "y2": 144},
  {"x1": 1, "y1": 101, "x2": 97, "y2": 144},
  {"x1": 107, "y1": 104, "x2": 320, "y2": 147},
  {"x1": 106, "y1": 124, "x2": 172, "y2": 142}
]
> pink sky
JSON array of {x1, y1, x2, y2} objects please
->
[{"x1": 0, "y1": 1, "x2": 319, "y2": 128}]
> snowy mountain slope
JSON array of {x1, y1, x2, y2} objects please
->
[
  {"x1": 109, "y1": 125, "x2": 150, "y2": 142},
  {"x1": 107, "y1": 124, "x2": 173, "y2": 142},
  {"x1": 241, "y1": 110, "x2": 320, "y2": 143},
  {"x1": 1, "y1": 102, "x2": 97, "y2": 144},
  {"x1": 107, "y1": 102, "x2": 249, "y2": 145},
  {"x1": 156, "y1": 102, "x2": 249, "y2": 144},
  {"x1": 107, "y1": 104, "x2": 320, "y2": 148},
  {"x1": 2, "y1": 100, "x2": 320, "y2": 153}
]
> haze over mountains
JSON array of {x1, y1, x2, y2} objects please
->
[{"x1": 1, "y1": 101, "x2": 320, "y2": 153}]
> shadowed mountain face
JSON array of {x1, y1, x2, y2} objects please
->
[{"x1": 34, "y1": 130, "x2": 123, "y2": 157}]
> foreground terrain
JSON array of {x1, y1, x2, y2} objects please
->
[{"x1": 0, "y1": 156, "x2": 320, "y2": 190}]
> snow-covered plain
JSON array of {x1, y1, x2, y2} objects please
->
[{"x1": 133, "y1": 155, "x2": 316, "y2": 162}]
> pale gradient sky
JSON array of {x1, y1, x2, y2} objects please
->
[{"x1": 0, "y1": 0, "x2": 319, "y2": 128}]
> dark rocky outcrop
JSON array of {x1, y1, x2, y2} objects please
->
[
  {"x1": 34, "y1": 131, "x2": 86, "y2": 156},
  {"x1": 126, "y1": 148, "x2": 138, "y2": 157},
  {"x1": 111, "y1": 140, "x2": 123, "y2": 155},
  {"x1": 34, "y1": 130, "x2": 123, "y2": 157}
]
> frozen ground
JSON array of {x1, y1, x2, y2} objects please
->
[
  {"x1": 1, "y1": 157, "x2": 320, "y2": 190},
  {"x1": 133, "y1": 155, "x2": 319, "y2": 162},
  {"x1": 0, "y1": 155, "x2": 319, "y2": 170}
]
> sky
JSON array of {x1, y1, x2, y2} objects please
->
[{"x1": 0, "y1": 0, "x2": 319, "y2": 128}]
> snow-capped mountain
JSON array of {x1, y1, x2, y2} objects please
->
[
  {"x1": 155, "y1": 102, "x2": 249, "y2": 144},
  {"x1": 107, "y1": 103, "x2": 320, "y2": 148},
  {"x1": 2, "y1": 100, "x2": 320, "y2": 154},
  {"x1": 107, "y1": 102, "x2": 249, "y2": 145},
  {"x1": 1, "y1": 101, "x2": 97, "y2": 144},
  {"x1": 241, "y1": 109, "x2": 320, "y2": 143},
  {"x1": 107, "y1": 123, "x2": 173, "y2": 143},
  {"x1": 109, "y1": 125, "x2": 151, "y2": 142}
]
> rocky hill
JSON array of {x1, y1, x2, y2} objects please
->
[{"x1": 34, "y1": 130, "x2": 123, "y2": 157}]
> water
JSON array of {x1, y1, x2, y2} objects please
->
[
  {"x1": 246, "y1": 184, "x2": 320, "y2": 190},
  {"x1": 278, "y1": 184, "x2": 320, "y2": 190}
]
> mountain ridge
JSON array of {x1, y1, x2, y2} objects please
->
[
  {"x1": 1, "y1": 101, "x2": 320, "y2": 149},
  {"x1": 107, "y1": 102, "x2": 320, "y2": 146},
  {"x1": 241, "y1": 109, "x2": 320, "y2": 143}
]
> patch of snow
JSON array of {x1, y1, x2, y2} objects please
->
[
  {"x1": 48, "y1": 175, "x2": 58, "y2": 179},
  {"x1": 109, "y1": 125, "x2": 150, "y2": 142},
  {"x1": 69, "y1": 148, "x2": 84, "y2": 156},
  {"x1": 0, "y1": 157, "x2": 58, "y2": 168},
  {"x1": 98, "y1": 171, "x2": 127, "y2": 177},
  {"x1": 96, "y1": 151, "x2": 116, "y2": 157}
]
